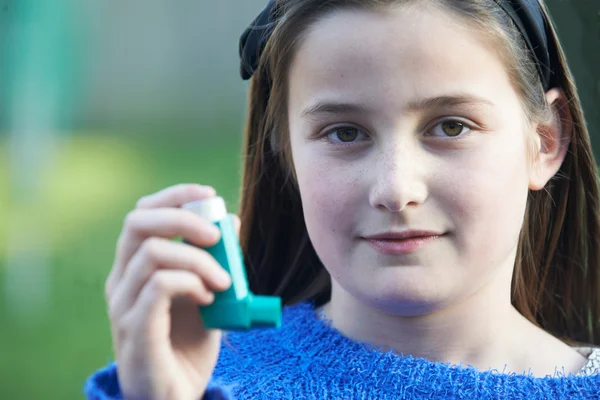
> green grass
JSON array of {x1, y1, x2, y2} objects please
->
[{"x1": 0, "y1": 131, "x2": 243, "y2": 399}]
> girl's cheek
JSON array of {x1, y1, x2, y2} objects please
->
[
  {"x1": 447, "y1": 148, "x2": 530, "y2": 242},
  {"x1": 297, "y1": 157, "x2": 362, "y2": 234}
]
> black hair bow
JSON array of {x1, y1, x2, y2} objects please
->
[{"x1": 239, "y1": 0, "x2": 278, "y2": 80}]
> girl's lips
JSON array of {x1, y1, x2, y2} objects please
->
[{"x1": 364, "y1": 234, "x2": 444, "y2": 255}]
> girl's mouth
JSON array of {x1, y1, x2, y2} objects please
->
[{"x1": 362, "y1": 231, "x2": 445, "y2": 255}]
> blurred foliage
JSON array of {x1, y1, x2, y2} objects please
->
[{"x1": 0, "y1": 131, "x2": 242, "y2": 399}]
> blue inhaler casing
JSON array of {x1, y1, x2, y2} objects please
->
[{"x1": 182, "y1": 196, "x2": 282, "y2": 330}]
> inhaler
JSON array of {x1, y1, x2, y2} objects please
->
[{"x1": 182, "y1": 196, "x2": 282, "y2": 330}]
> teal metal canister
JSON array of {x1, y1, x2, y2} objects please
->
[{"x1": 183, "y1": 197, "x2": 281, "y2": 330}]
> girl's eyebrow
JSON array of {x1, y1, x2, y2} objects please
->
[
  {"x1": 406, "y1": 93, "x2": 496, "y2": 111},
  {"x1": 300, "y1": 93, "x2": 495, "y2": 119},
  {"x1": 300, "y1": 101, "x2": 371, "y2": 119}
]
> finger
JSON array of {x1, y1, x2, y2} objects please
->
[
  {"x1": 107, "y1": 208, "x2": 222, "y2": 296},
  {"x1": 136, "y1": 184, "x2": 216, "y2": 209},
  {"x1": 231, "y1": 214, "x2": 241, "y2": 237},
  {"x1": 118, "y1": 207, "x2": 221, "y2": 264},
  {"x1": 109, "y1": 238, "x2": 231, "y2": 320},
  {"x1": 106, "y1": 184, "x2": 217, "y2": 298},
  {"x1": 129, "y1": 269, "x2": 214, "y2": 330}
]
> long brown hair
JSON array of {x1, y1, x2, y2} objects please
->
[{"x1": 237, "y1": 0, "x2": 600, "y2": 346}]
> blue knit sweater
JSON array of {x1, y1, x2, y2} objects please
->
[{"x1": 85, "y1": 302, "x2": 600, "y2": 399}]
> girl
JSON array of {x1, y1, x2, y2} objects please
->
[{"x1": 86, "y1": 0, "x2": 600, "y2": 398}]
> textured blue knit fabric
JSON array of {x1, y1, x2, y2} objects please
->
[
  {"x1": 83, "y1": 363, "x2": 232, "y2": 400},
  {"x1": 85, "y1": 302, "x2": 600, "y2": 399}
]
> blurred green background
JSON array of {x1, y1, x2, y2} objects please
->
[{"x1": 0, "y1": 0, "x2": 598, "y2": 398}]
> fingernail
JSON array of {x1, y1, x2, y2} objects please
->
[
  {"x1": 209, "y1": 226, "x2": 221, "y2": 241},
  {"x1": 217, "y1": 270, "x2": 231, "y2": 288},
  {"x1": 200, "y1": 185, "x2": 216, "y2": 195},
  {"x1": 204, "y1": 291, "x2": 215, "y2": 304}
]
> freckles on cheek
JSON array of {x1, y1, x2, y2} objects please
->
[
  {"x1": 296, "y1": 158, "x2": 361, "y2": 242},
  {"x1": 300, "y1": 168, "x2": 342, "y2": 223}
]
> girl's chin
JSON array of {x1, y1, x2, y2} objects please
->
[
  {"x1": 348, "y1": 279, "x2": 456, "y2": 316},
  {"x1": 365, "y1": 295, "x2": 449, "y2": 316}
]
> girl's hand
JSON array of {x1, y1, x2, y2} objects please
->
[{"x1": 104, "y1": 184, "x2": 237, "y2": 400}]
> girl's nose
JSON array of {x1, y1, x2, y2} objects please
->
[{"x1": 368, "y1": 146, "x2": 428, "y2": 213}]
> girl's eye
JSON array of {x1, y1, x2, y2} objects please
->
[
  {"x1": 322, "y1": 120, "x2": 472, "y2": 144},
  {"x1": 430, "y1": 119, "x2": 472, "y2": 138},
  {"x1": 327, "y1": 126, "x2": 368, "y2": 144}
]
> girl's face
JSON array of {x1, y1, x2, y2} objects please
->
[{"x1": 287, "y1": 6, "x2": 536, "y2": 315}]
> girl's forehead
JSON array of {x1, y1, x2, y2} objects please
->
[{"x1": 288, "y1": 6, "x2": 517, "y2": 113}]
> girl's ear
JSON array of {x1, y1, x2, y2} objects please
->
[{"x1": 528, "y1": 88, "x2": 572, "y2": 190}]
